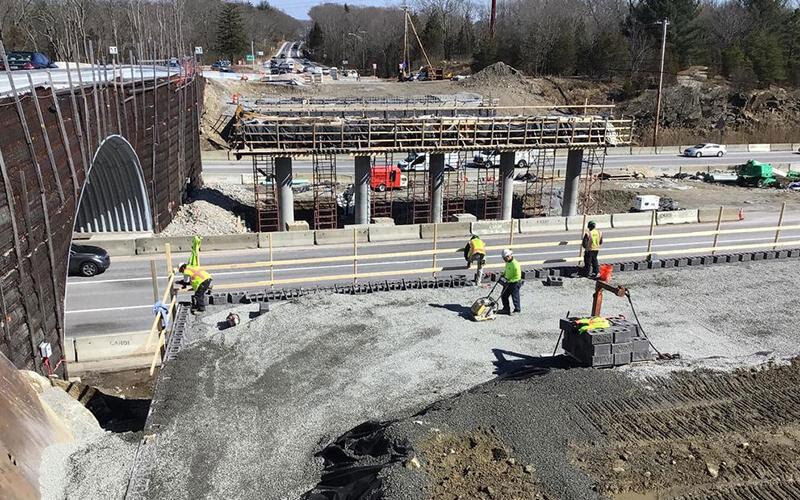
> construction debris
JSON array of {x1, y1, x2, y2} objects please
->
[{"x1": 158, "y1": 200, "x2": 247, "y2": 237}]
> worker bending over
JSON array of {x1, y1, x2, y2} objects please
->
[
  {"x1": 463, "y1": 234, "x2": 487, "y2": 285},
  {"x1": 582, "y1": 220, "x2": 603, "y2": 278},
  {"x1": 498, "y1": 248, "x2": 522, "y2": 315},
  {"x1": 179, "y1": 263, "x2": 213, "y2": 313}
]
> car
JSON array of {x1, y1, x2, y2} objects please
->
[
  {"x1": 683, "y1": 143, "x2": 726, "y2": 157},
  {"x1": 68, "y1": 244, "x2": 110, "y2": 277},
  {"x1": 397, "y1": 152, "x2": 458, "y2": 172},
  {"x1": 2, "y1": 51, "x2": 57, "y2": 70},
  {"x1": 211, "y1": 60, "x2": 232, "y2": 72}
]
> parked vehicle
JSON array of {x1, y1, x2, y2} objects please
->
[
  {"x1": 397, "y1": 152, "x2": 457, "y2": 171},
  {"x1": 371, "y1": 165, "x2": 407, "y2": 192},
  {"x1": 68, "y1": 244, "x2": 110, "y2": 277},
  {"x1": 631, "y1": 195, "x2": 660, "y2": 212},
  {"x1": 683, "y1": 143, "x2": 726, "y2": 157},
  {"x1": 211, "y1": 60, "x2": 232, "y2": 72},
  {"x1": 2, "y1": 51, "x2": 57, "y2": 70}
]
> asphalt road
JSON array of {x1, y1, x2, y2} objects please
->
[
  {"x1": 64, "y1": 213, "x2": 800, "y2": 339},
  {"x1": 203, "y1": 150, "x2": 800, "y2": 177}
]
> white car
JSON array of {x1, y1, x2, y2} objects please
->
[{"x1": 683, "y1": 143, "x2": 726, "y2": 157}]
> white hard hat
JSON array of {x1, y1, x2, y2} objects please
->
[{"x1": 502, "y1": 249, "x2": 513, "y2": 259}]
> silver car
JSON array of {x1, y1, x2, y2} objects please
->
[{"x1": 683, "y1": 143, "x2": 726, "y2": 157}]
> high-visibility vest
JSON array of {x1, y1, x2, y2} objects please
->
[
  {"x1": 588, "y1": 229, "x2": 602, "y2": 251},
  {"x1": 468, "y1": 238, "x2": 486, "y2": 258},
  {"x1": 576, "y1": 316, "x2": 610, "y2": 333},
  {"x1": 503, "y1": 258, "x2": 521, "y2": 283},
  {"x1": 183, "y1": 265, "x2": 211, "y2": 291}
]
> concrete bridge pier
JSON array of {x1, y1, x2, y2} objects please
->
[
  {"x1": 500, "y1": 152, "x2": 516, "y2": 220},
  {"x1": 275, "y1": 157, "x2": 295, "y2": 230},
  {"x1": 561, "y1": 149, "x2": 583, "y2": 217},
  {"x1": 354, "y1": 156, "x2": 371, "y2": 225},
  {"x1": 430, "y1": 153, "x2": 445, "y2": 223}
]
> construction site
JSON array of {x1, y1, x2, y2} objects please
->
[{"x1": 3, "y1": 29, "x2": 800, "y2": 500}]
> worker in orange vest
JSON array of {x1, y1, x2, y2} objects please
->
[
  {"x1": 179, "y1": 263, "x2": 213, "y2": 313},
  {"x1": 582, "y1": 220, "x2": 603, "y2": 278}
]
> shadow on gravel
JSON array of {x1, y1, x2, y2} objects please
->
[
  {"x1": 492, "y1": 349, "x2": 580, "y2": 380},
  {"x1": 189, "y1": 186, "x2": 256, "y2": 229},
  {"x1": 428, "y1": 303, "x2": 473, "y2": 320}
]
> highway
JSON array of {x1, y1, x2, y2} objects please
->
[
  {"x1": 64, "y1": 212, "x2": 800, "y2": 340},
  {"x1": 203, "y1": 150, "x2": 800, "y2": 177}
]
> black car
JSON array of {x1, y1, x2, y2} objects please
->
[
  {"x1": 1, "y1": 51, "x2": 57, "y2": 70},
  {"x1": 69, "y1": 244, "x2": 110, "y2": 277}
]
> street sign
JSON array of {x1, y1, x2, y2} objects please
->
[
  {"x1": 194, "y1": 46, "x2": 203, "y2": 55},
  {"x1": 257, "y1": 51, "x2": 264, "y2": 56},
  {"x1": 246, "y1": 55, "x2": 255, "y2": 62},
  {"x1": 342, "y1": 59, "x2": 348, "y2": 65},
  {"x1": 372, "y1": 63, "x2": 377, "y2": 70},
  {"x1": 109, "y1": 46, "x2": 118, "y2": 55}
]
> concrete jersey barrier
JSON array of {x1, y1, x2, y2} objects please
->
[
  {"x1": 369, "y1": 224, "x2": 421, "y2": 242},
  {"x1": 698, "y1": 207, "x2": 743, "y2": 223},
  {"x1": 612, "y1": 212, "x2": 653, "y2": 228},
  {"x1": 315, "y1": 227, "x2": 369, "y2": 245},
  {"x1": 566, "y1": 214, "x2": 611, "y2": 231},
  {"x1": 518, "y1": 217, "x2": 567, "y2": 233},
  {"x1": 420, "y1": 222, "x2": 473, "y2": 239},
  {"x1": 471, "y1": 220, "x2": 514, "y2": 236},
  {"x1": 136, "y1": 236, "x2": 194, "y2": 254},
  {"x1": 258, "y1": 230, "x2": 315, "y2": 248},
  {"x1": 656, "y1": 209, "x2": 699, "y2": 225}
]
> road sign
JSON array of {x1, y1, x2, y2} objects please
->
[
  {"x1": 342, "y1": 59, "x2": 348, "y2": 65},
  {"x1": 372, "y1": 63, "x2": 377, "y2": 70},
  {"x1": 109, "y1": 46, "x2": 118, "y2": 55},
  {"x1": 257, "y1": 51, "x2": 264, "y2": 56},
  {"x1": 246, "y1": 55, "x2": 255, "y2": 62},
  {"x1": 194, "y1": 46, "x2": 203, "y2": 55}
]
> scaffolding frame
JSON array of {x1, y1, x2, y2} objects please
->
[
  {"x1": 408, "y1": 170, "x2": 430, "y2": 224},
  {"x1": 370, "y1": 153, "x2": 395, "y2": 219},
  {"x1": 252, "y1": 155, "x2": 279, "y2": 232},
  {"x1": 578, "y1": 147, "x2": 607, "y2": 215},
  {"x1": 476, "y1": 164, "x2": 501, "y2": 220},
  {"x1": 312, "y1": 153, "x2": 338, "y2": 229},
  {"x1": 520, "y1": 149, "x2": 558, "y2": 217},
  {"x1": 443, "y1": 153, "x2": 467, "y2": 221}
]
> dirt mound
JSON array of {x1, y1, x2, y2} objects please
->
[
  {"x1": 158, "y1": 200, "x2": 247, "y2": 236},
  {"x1": 462, "y1": 62, "x2": 526, "y2": 89}
]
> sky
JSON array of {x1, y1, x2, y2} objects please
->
[{"x1": 265, "y1": 0, "x2": 397, "y2": 20}]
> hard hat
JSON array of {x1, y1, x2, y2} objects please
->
[
  {"x1": 471, "y1": 234, "x2": 480, "y2": 240},
  {"x1": 178, "y1": 263, "x2": 187, "y2": 272},
  {"x1": 501, "y1": 249, "x2": 513, "y2": 259},
  {"x1": 587, "y1": 220, "x2": 596, "y2": 229}
]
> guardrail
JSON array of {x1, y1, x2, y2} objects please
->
[{"x1": 145, "y1": 251, "x2": 177, "y2": 375}]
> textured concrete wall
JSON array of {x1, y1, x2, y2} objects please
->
[{"x1": 0, "y1": 76, "x2": 204, "y2": 376}]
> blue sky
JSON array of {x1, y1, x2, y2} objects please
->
[{"x1": 266, "y1": 0, "x2": 396, "y2": 20}]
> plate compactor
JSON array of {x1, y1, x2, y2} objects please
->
[{"x1": 470, "y1": 277, "x2": 505, "y2": 321}]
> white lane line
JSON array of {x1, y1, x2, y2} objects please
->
[{"x1": 66, "y1": 305, "x2": 153, "y2": 314}]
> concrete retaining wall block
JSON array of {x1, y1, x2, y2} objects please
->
[
  {"x1": 592, "y1": 354, "x2": 614, "y2": 367},
  {"x1": 632, "y1": 351, "x2": 656, "y2": 362},
  {"x1": 611, "y1": 342, "x2": 633, "y2": 354},
  {"x1": 656, "y1": 209, "x2": 699, "y2": 225},
  {"x1": 518, "y1": 217, "x2": 567, "y2": 233},
  {"x1": 614, "y1": 353, "x2": 632, "y2": 365}
]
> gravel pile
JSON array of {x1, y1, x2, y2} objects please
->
[
  {"x1": 159, "y1": 200, "x2": 247, "y2": 237},
  {"x1": 463, "y1": 62, "x2": 526, "y2": 89},
  {"x1": 38, "y1": 387, "x2": 139, "y2": 500},
  {"x1": 135, "y1": 259, "x2": 799, "y2": 499}
]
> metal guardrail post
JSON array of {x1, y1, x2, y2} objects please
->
[
  {"x1": 774, "y1": 202, "x2": 786, "y2": 250},
  {"x1": 711, "y1": 206, "x2": 724, "y2": 255},
  {"x1": 646, "y1": 210, "x2": 656, "y2": 257}
]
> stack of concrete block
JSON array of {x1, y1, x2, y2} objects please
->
[{"x1": 561, "y1": 316, "x2": 654, "y2": 367}]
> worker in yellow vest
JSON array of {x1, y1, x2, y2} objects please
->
[
  {"x1": 582, "y1": 220, "x2": 603, "y2": 278},
  {"x1": 463, "y1": 235, "x2": 487, "y2": 285},
  {"x1": 179, "y1": 263, "x2": 213, "y2": 313},
  {"x1": 498, "y1": 248, "x2": 523, "y2": 315}
]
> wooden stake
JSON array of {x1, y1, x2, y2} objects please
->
[
  {"x1": 773, "y1": 201, "x2": 786, "y2": 250},
  {"x1": 353, "y1": 228, "x2": 358, "y2": 284},
  {"x1": 646, "y1": 210, "x2": 656, "y2": 256},
  {"x1": 150, "y1": 260, "x2": 159, "y2": 302},
  {"x1": 269, "y1": 233, "x2": 275, "y2": 288},
  {"x1": 432, "y1": 224, "x2": 438, "y2": 276},
  {"x1": 711, "y1": 206, "x2": 724, "y2": 255},
  {"x1": 165, "y1": 243, "x2": 173, "y2": 274}
]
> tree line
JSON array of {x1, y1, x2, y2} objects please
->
[
  {"x1": 306, "y1": 0, "x2": 800, "y2": 88},
  {"x1": 0, "y1": 0, "x2": 302, "y2": 63}
]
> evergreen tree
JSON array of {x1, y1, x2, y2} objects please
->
[
  {"x1": 471, "y1": 36, "x2": 498, "y2": 73},
  {"x1": 308, "y1": 21, "x2": 324, "y2": 52},
  {"x1": 631, "y1": 0, "x2": 702, "y2": 67},
  {"x1": 546, "y1": 20, "x2": 577, "y2": 75},
  {"x1": 215, "y1": 2, "x2": 248, "y2": 62},
  {"x1": 420, "y1": 10, "x2": 444, "y2": 60}
]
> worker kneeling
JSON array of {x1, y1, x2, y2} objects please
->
[
  {"x1": 179, "y1": 263, "x2": 213, "y2": 313},
  {"x1": 463, "y1": 235, "x2": 486, "y2": 284},
  {"x1": 498, "y1": 249, "x2": 522, "y2": 315}
]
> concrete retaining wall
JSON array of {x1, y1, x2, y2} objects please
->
[
  {"x1": 81, "y1": 238, "x2": 137, "y2": 257},
  {"x1": 369, "y1": 224, "x2": 421, "y2": 242},
  {"x1": 420, "y1": 222, "x2": 473, "y2": 239},
  {"x1": 201, "y1": 234, "x2": 259, "y2": 251},
  {"x1": 258, "y1": 231, "x2": 315, "y2": 248},
  {"x1": 315, "y1": 227, "x2": 369, "y2": 245},
  {"x1": 656, "y1": 209, "x2": 699, "y2": 225},
  {"x1": 698, "y1": 207, "x2": 743, "y2": 223},
  {"x1": 726, "y1": 144, "x2": 748, "y2": 152},
  {"x1": 471, "y1": 220, "x2": 514, "y2": 235},
  {"x1": 136, "y1": 236, "x2": 194, "y2": 254},
  {"x1": 566, "y1": 214, "x2": 612, "y2": 231},
  {"x1": 66, "y1": 332, "x2": 153, "y2": 363},
  {"x1": 518, "y1": 217, "x2": 567, "y2": 233},
  {"x1": 612, "y1": 212, "x2": 653, "y2": 228},
  {"x1": 748, "y1": 143, "x2": 771, "y2": 152}
]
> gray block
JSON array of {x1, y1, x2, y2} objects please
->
[
  {"x1": 614, "y1": 352, "x2": 632, "y2": 366},
  {"x1": 648, "y1": 260, "x2": 662, "y2": 269},
  {"x1": 789, "y1": 249, "x2": 800, "y2": 258},
  {"x1": 752, "y1": 251, "x2": 765, "y2": 261},
  {"x1": 632, "y1": 351, "x2": 656, "y2": 362},
  {"x1": 676, "y1": 258, "x2": 688, "y2": 268},
  {"x1": 586, "y1": 328, "x2": 613, "y2": 345},
  {"x1": 632, "y1": 261, "x2": 645, "y2": 271},
  {"x1": 591, "y1": 354, "x2": 614, "y2": 367},
  {"x1": 591, "y1": 344, "x2": 611, "y2": 356},
  {"x1": 700, "y1": 256, "x2": 714, "y2": 265},
  {"x1": 662, "y1": 259, "x2": 675, "y2": 268},
  {"x1": 764, "y1": 251, "x2": 776, "y2": 260},
  {"x1": 777, "y1": 250, "x2": 789, "y2": 259},
  {"x1": 632, "y1": 338, "x2": 651, "y2": 353},
  {"x1": 612, "y1": 327, "x2": 634, "y2": 343},
  {"x1": 549, "y1": 269, "x2": 561, "y2": 277},
  {"x1": 611, "y1": 342, "x2": 633, "y2": 354},
  {"x1": 689, "y1": 256, "x2": 702, "y2": 266}
]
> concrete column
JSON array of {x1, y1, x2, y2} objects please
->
[
  {"x1": 562, "y1": 149, "x2": 583, "y2": 217},
  {"x1": 275, "y1": 157, "x2": 294, "y2": 230},
  {"x1": 354, "y1": 156, "x2": 371, "y2": 225},
  {"x1": 429, "y1": 153, "x2": 445, "y2": 223},
  {"x1": 500, "y1": 152, "x2": 515, "y2": 220}
]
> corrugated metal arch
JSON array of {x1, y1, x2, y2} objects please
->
[{"x1": 75, "y1": 135, "x2": 153, "y2": 233}]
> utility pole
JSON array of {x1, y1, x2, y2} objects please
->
[
  {"x1": 489, "y1": 0, "x2": 497, "y2": 38},
  {"x1": 403, "y1": 5, "x2": 409, "y2": 78},
  {"x1": 251, "y1": 40, "x2": 256, "y2": 71},
  {"x1": 652, "y1": 18, "x2": 669, "y2": 152}
]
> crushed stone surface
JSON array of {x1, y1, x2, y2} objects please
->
[
  {"x1": 159, "y1": 199, "x2": 247, "y2": 236},
  {"x1": 135, "y1": 259, "x2": 799, "y2": 499},
  {"x1": 38, "y1": 386, "x2": 138, "y2": 500}
]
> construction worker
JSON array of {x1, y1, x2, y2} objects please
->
[
  {"x1": 179, "y1": 263, "x2": 212, "y2": 313},
  {"x1": 498, "y1": 249, "x2": 522, "y2": 315},
  {"x1": 463, "y1": 235, "x2": 486, "y2": 268},
  {"x1": 582, "y1": 220, "x2": 603, "y2": 278}
]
